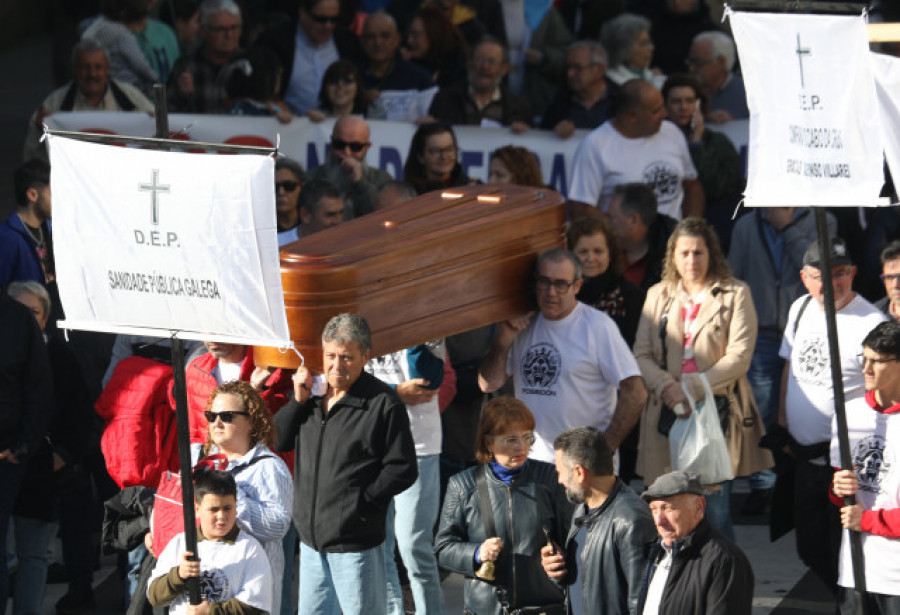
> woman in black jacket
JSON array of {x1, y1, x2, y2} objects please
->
[{"x1": 435, "y1": 396, "x2": 573, "y2": 614}]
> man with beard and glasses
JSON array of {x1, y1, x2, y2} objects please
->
[{"x1": 541, "y1": 427, "x2": 656, "y2": 615}]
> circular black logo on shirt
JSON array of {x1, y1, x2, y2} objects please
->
[
  {"x1": 521, "y1": 343, "x2": 561, "y2": 389},
  {"x1": 642, "y1": 161, "x2": 681, "y2": 207},
  {"x1": 853, "y1": 435, "x2": 889, "y2": 494},
  {"x1": 198, "y1": 568, "x2": 230, "y2": 603}
]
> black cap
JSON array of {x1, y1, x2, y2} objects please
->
[
  {"x1": 803, "y1": 237, "x2": 852, "y2": 268},
  {"x1": 641, "y1": 471, "x2": 704, "y2": 501}
]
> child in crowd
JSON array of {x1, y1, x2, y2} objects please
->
[{"x1": 147, "y1": 470, "x2": 272, "y2": 615}]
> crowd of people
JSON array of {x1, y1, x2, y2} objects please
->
[{"x1": 4, "y1": 0, "x2": 900, "y2": 613}]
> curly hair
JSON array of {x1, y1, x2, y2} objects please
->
[
  {"x1": 660, "y1": 217, "x2": 732, "y2": 285},
  {"x1": 567, "y1": 216, "x2": 625, "y2": 277},
  {"x1": 474, "y1": 396, "x2": 536, "y2": 464},
  {"x1": 203, "y1": 380, "x2": 275, "y2": 453},
  {"x1": 490, "y1": 145, "x2": 543, "y2": 187}
]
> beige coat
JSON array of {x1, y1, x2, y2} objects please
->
[{"x1": 632, "y1": 278, "x2": 773, "y2": 484}]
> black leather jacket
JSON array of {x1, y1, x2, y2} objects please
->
[
  {"x1": 435, "y1": 461, "x2": 574, "y2": 615},
  {"x1": 561, "y1": 480, "x2": 658, "y2": 614}
]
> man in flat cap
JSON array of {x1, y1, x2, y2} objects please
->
[{"x1": 635, "y1": 471, "x2": 753, "y2": 615}]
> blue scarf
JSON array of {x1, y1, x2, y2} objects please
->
[{"x1": 489, "y1": 459, "x2": 527, "y2": 485}]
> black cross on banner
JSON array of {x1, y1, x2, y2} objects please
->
[
  {"x1": 139, "y1": 169, "x2": 170, "y2": 226},
  {"x1": 796, "y1": 33, "x2": 811, "y2": 88}
]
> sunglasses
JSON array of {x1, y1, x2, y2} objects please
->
[
  {"x1": 310, "y1": 13, "x2": 339, "y2": 24},
  {"x1": 275, "y1": 180, "x2": 299, "y2": 192},
  {"x1": 331, "y1": 138, "x2": 368, "y2": 153},
  {"x1": 204, "y1": 410, "x2": 250, "y2": 423}
]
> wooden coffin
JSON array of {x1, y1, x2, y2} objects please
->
[{"x1": 254, "y1": 184, "x2": 566, "y2": 371}]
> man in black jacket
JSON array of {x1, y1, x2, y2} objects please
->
[
  {"x1": 636, "y1": 471, "x2": 753, "y2": 615},
  {"x1": 275, "y1": 313, "x2": 417, "y2": 615},
  {"x1": 541, "y1": 427, "x2": 656, "y2": 614}
]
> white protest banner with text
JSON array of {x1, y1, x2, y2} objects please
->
[
  {"x1": 48, "y1": 134, "x2": 291, "y2": 346},
  {"x1": 729, "y1": 11, "x2": 884, "y2": 206}
]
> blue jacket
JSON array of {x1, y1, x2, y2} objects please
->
[{"x1": 0, "y1": 213, "x2": 47, "y2": 286}]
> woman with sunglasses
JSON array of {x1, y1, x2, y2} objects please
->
[
  {"x1": 403, "y1": 122, "x2": 475, "y2": 195},
  {"x1": 275, "y1": 156, "x2": 307, "y2": 246},
  {"x1": 306, "y1": 59, "x2": 368, "y2": 122},
  {"x1": 435, "y1": 396, "x2": 571, "y2": 614},
  {"x1": 197, "y1": 380, "x2": 293, "y2": 615}
]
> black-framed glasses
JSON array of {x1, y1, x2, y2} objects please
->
[
  {"x1": 331, "y1": 138, "x2": 368, "y2": 153},
  {"x1": 310, "y1": 13, "x2": 339, "y2": 24},
  {"x1": 275, "y1": 180, "x2": 299, "y2": 192},
  {"x1": 881, "y1": 273, "x2": 900, "y2": 283},
  {"x1": 535, "y1": 276, "x2": 577, "y2": 293},
  {"x1": 490, "y1": 433, "x2": 536, "y2": 448},
  {"x1": 204, "y1": 410, "x2": 250, "y2": 423},
  {"x1": 858, "y1": 353, "x2": 898, "y2": 368}
]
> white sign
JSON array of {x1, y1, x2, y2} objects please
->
[
  {"x1": 48, "y1": 134, "x2": 291, "y2": 347},
  {"x1": 729, "y1": 11, "x2": 884, "y2": 206},
  {"x1": 871, "y1": 52, "x2": 900, "y2": 198}
]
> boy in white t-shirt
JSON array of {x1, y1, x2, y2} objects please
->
[{"x1": 148, "y1": 470, "x2": 272, "y2": 615}]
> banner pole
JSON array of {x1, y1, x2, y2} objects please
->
[
  {"x1": 154, "y1": 84, "x2": 201, "y2": 606},
  {"x1": 814, "y1": 208, "x2": 868, "y2": 611}
]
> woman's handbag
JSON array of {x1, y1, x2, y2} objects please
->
[{"x1": 668, "y1": 373, "x2": 734, "y2": 485}]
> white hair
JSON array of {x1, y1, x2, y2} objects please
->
[{"x1": 693, "y1": 31, "x2": 736, "y2": 72}]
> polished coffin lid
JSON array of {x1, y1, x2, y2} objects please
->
[{"x1": 254, "y1": 184, "x2": 566, "y2": 371}]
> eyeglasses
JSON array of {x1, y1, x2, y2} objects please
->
[
  {"x1": 425, "y1": 145, "x2": 456, "y2": 157},
  {"x1": 327, "y1": 76, "x2": 356, "y2": 86},
  {"x1": 310, "y1": 13, "x2": 339, "y2": 24},
  {"x1": 204, "y1": 410, "x2": 250, "y2": 423},
  {"x1": 331, "y1": 138, "x2": 368, "y2": 153},
  {"x1": 275, "y1": 180, "x2": 299, "y2": 192},
  {"x1": 535, "y1": 276, "x2": 577, "y2": 293},
  {"x1": 490, "y1": 433, "x2": 536, "y2": 448},
  {"x1": 881, "y1": 273, "x2": 900, "y2": 283},
  {"x1": 858, "y1": 353, "x2": 898, "y2": 368}
]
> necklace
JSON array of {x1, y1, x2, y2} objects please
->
[{"x1": 17, "y1": 214, "x2": 44, "y2": 246}]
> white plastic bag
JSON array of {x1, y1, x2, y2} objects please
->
[{"x1": 668, "y1": 373, "x2": 734, "y2": 484}]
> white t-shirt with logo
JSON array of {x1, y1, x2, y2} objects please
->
[
  {"x1": 568, "y1": 120, "x2": 698, "y2": 219},
  {"x1": 507, "y1": 302, "x2": 641, "y2": 462},
  {"x1": 780, "y1": 294, "x2": 886, "y2": 446},
  {"x1": 149, "y1": 530, "x2": 272, "y2": 615},
  {"x1": 830, "y1": 396, "x2": 900, "y2": 595}
]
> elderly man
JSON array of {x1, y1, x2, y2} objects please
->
[
  {"x1": 23, "y1": 38, "x2": 153, "y2": 162},
  {"x1": 478, "y1": 248, "x2": 647, "y2": 461},
  {"x1": 540, "y1": 41, "x2": 618, "y2": 138},
  {"x1": 875, "y1": 240, "x2": 900, "y2": 320},
  {"x1": 687, "y1": 31, "x2": 748, "y2": 123},
  {"x1": 778, "y1": 237, "x2": 886, "y2": 592},
  {"x1": 541, "y1": 427, "x2": 656, "y2": 614},
  {"x1": 427, "y1": 37, "x2": 533, "y2": 132},
  {"x1": 636, "y1": 471, "x2": 754, "y2": 615},
  {"x1": 168, "y1": 0, "x2": 243, "y2": 113},
  {"x1": 307, "y1": 116, "x2": 392, "y2": 219},
  {"x1": 359, "y1": 12, "x2": 433, "y2": 115},
  {"x1": 568, "y1": 79, "x2": 704, "y2": 221},
  {"x1": 275, "y1": 314, "x2": 417, "y2": 615},
  {"x1": 255, "y1": 0, "x2": 362, "y2": 115},
  {"x1": 605, "y1": 183, "x2": 676, "y2": 290},
  {"x1": 832, "y1": 321, "x2": 900, "y2": 614}
]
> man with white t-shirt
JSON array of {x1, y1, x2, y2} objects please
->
[
  {"x1": 568, "y1": 79, "x2": 704, "y2": 221},
  {"x1": 778, "y1": 237, "x2": 886, "y2": 592},
  {"x1": 478, "y1": 248, "x2": 647, "y2": 461},
  {"x1": 831, "y1": 321, "x2": 900, "y2": 614}
]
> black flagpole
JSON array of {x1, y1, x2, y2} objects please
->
[
  {"x1": 153, "y1": 84, "x2": 201, "y2": 605},
  {"x1": 814, "y1": 210, "x2": 868, "y2": 606}
]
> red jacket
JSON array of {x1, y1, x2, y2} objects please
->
[{"x1": 96, "y1": 357, "x2": 179, "y2": 488}]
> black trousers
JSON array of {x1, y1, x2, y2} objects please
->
[
  {"x1": 794, "y1": 459, "x2": 842, "y2": 592},
  {"x1": 840, "y1": 587, "x2": 900, "y2": 615}
]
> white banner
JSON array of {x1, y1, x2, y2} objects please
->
[
  {"x1": 42, "y1": 112, "x2": 665, "y2": 197},
  {"x1": 48, "y1": 134, "x2": 291, "y2": 347},
  {"x1": 729, "y1": 11, "x2": 884, "y2": 207},
  {"x1": 871, "y1": 52, "x2": 900, "y2": 198}
]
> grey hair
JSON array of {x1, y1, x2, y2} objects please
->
[
  {"x1": 614, "y1": 182, "x2": 658, "y2": 228},
  {"x1": 536, "y1": 247, "x2": 583, "y2": 281},
  {"x1": 377, "y1": 180, "x2": 417, "y2": 202},
  {"x1": 553, "y1": 427, "x2": 614, "y2": 477},
  {"x1": 199, "y1": 0, "x2": 241, "y2": 27},
  {"x1": 364, "y1": 10, "x2": 398, "y2": 34},
  {"x1": 601, "y1": 13, "x2": 651, "y2": 67},
  {"x1": 8, "y1": 281, "x2": 51, "y2": 317},
  {"x1": 72, "y1": 37, "x2": 109, "y2": 65},
  {"x1": 322, "y1": 313, "x2": 372, "y2": 354},
  {"x1": 693, "y1": 31, "x2": 736, "y2": 72},
  {"x1": 568, "y1": 40, "x2": 608, "y2": 66}
]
